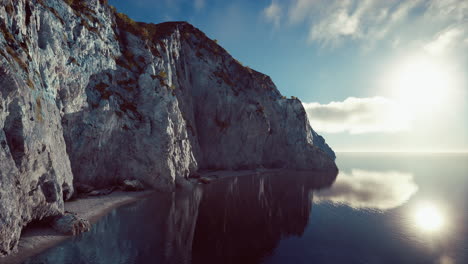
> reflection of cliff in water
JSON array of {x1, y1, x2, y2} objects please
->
[
  {"x1": 164, "y1": 187, "x2": 203, "y2": 264},
  {"x1": 22, "y1": 170, "x2": 336, "y2": 264},
  {"x1": 22, "y1": 188, "x2": 204, "y2": 264},
  {"x1": 192, "y1": 171, "x2": 337, "y2": 264}
]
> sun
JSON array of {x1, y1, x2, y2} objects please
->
[
  {"x1": 414, "y1": 203, "x2": 445, "y2": 232},
  {"x1": 385, "y1": 55, "x2": 458, "y2": 115}
]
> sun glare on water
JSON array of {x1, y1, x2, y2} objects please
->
[{"x1": 414, "y1": 203, "x2": 445, "y2": 232}]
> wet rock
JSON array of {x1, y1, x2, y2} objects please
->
[
  {"x1": 74, "y1": 183, "x2": 94, "y2": 194},
  {"x1": 62, "y1": 183, "x2": 73, "y2": 201},
  {"x1": 50, "y1": 213, "x2": 90, "y2": 236},
  {"x1": 121, "y1": 180, "x2": 145, "y2": 191},
  {"x1": 175, "y1": 177, "x2": 194, "y2": 189},
  {"x1": 188, "y1": 173, "x2": 201, "y2": 179},
  {"x1": 198, "y1": 178, "x2": 211, "y2": 184},
  {"x1": 87, "y1": 187, "x2": 117, "y2": 196}
]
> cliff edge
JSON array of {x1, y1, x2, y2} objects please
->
[{"x1": 0, "y1": 0, "x2": 336, "y2": 255}]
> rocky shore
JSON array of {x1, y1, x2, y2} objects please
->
[
  {"x1": 1, "y1": 168, "x2": 337, "y2": 263},
  {"x1": 1, "y1": 190, "x2": 154, "y2": 264},
  {"x1": 0, "y1": 0, "x2": 336, "y2": 256}
]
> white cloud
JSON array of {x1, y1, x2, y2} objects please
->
[
  {"x1": 288, "y1": 0, "x2": 317, "y2": 25},
  {"x1": 426, "y1": 0, "x2": 468, "y2": 21},
  {"x1": 263, "y1": 0, "x2": 468, "y2": 49},
  {"x1": 262, "y1": 1, "x2": 282, "y2": 28},
  {"x1": 424, "y1": 27, "x2": 465, "y2": 55},
  {"x1": 303, "y1": 97, "x2": 412, "y2": 134},
  {"x1": 308, "y1": 5, "x2": 360, "y2": 45},
  {"x1": 315, "y1": 169, "x2": 418, "y2": 210}
]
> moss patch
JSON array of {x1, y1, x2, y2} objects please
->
[
  {"x1": 0, "y1": 19, "x2": 16, "y2": 45},
  {"x1": 213, "y1": 70, "x2": 234, "y2": 87},
  {"x1": 27, "y1": 78, "x2": 34, "y2": 89},
  {"x1": 37, "y1": 0, "x2": 65, "y2": 25},
  {"x1": 35, "y1": 97, "x2": 43, "y2": 122},
  {"x1": 6, "y1": 46, "x2": 28, "y2": 73}
]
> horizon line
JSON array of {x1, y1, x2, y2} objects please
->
[{"x1": 335, "y1": 150, "x2": 468, "y2": 153}]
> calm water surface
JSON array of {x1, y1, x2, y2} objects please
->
[{"x1": 24, "y1": 153, "x2": 468, "y2": 264}]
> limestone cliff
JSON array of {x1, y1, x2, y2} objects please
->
[{"x1": 0, "y1": 0, "x2": 336, "y2": 255}]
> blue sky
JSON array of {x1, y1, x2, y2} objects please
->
[{"x1": 109, "y1": 0, "x2": 468, "y2": 152}]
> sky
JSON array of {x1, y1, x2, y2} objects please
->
[{"x1": 109, "y1": 0, "x2": 468, "y2": 152}]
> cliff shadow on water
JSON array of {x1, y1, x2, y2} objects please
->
[{"x1": 22, "y1": 170, "x2": 338, "y2": 264}]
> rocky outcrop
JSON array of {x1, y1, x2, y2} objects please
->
[
  {"x1": 50, "y1": 212, "x2": 90, "y2": 235},
  {"x1": 121, "y1": 179, "x2": 144, "y2": 191},
  {"x1": 0, "y1": 0, "x2": 336, "y2": 256}
]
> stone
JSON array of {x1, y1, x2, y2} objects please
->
[
  {"x1": 87, "y1": 187, "x2": 116, "y2": 196},
  {"x1": 121, "y1": 180, "x2": 145, "y2": 191},
  {"x1": 198, "y1": 178, "x2": 211, "y2": 184},
  {"x1": 188, "y1": 173, "x2": 201, "y2": 179},
  {"x1": 51, "y1": 213, "x2": 91, "y2": 236},
  {"x1": 74, "y1": 182, "x2": 94, "y2": 194}
]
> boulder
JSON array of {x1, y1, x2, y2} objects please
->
[
  {"x1": 74, "y1": 183, "x2": 94, "y2": 194},
  {"x1": 51, "y1": 213, "x2": 91, "y2": 236},
  {"x1": 188, "y1": 173, "x2": 201, "y2": 179},
  {"x1": 121, "y1": 180, "x2": 145, "y2": 191},
  {"x1": 198, "y1": 178, "x2": 212, "y2": 184},
  {"x1": 87, "y1": 187, "x2": 117, "y2": 196}
]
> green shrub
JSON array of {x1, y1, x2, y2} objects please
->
[
  {"x1": 158, "y1": 71, "x2": 167, "y2": 79},
  {"x1": 64, "y1": 0, "x2": 95, "y2": 14},
  {"x1": 0, "y1": 20, "x2": 16, "y2": 45},
  {"x1": 213, "y1": 70, "x2": 234, "y2": 86},
  {"x1": 35, "y1": 97, "x2": 43, "y2": 122},
  {"x1": 68, "y1": 56, "x2": 78, "y2": 65},
  {"x1": 37, "y1": 0, "x2": 64, "y2": 24},
  {"x1": 115, "y1": 12, "x2": 149, "y2": 39},
  {"x1": 5, "y1": 3, "x2": 14, "y2": 16},
  {"x1": 80, "y1": 19, "x2": 99, "y2": 34},
  {"x1": 27, "y1": 78, "x2": 34, "y2": 89},
  {"x1": 6, "y1": 46, "x2": 28, "y2": 73},
  {"x1": 115, "y1": 50, "x2": 137, "y2": 70}
]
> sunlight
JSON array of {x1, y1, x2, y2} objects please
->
[
  {"x1": 385, "y1": 54, "x2": 460, "y2": 116},
  {"x1": 414, "y1": 203, "x2": 445, "y2": 232}
]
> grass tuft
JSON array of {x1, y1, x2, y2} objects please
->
[{"x1": 35, "y1": 97, "x2": 43, "y2": 122}]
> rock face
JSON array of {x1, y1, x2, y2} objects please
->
[{"x1": 0, "y1": 0, "x2": 336, "y2": 256}]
